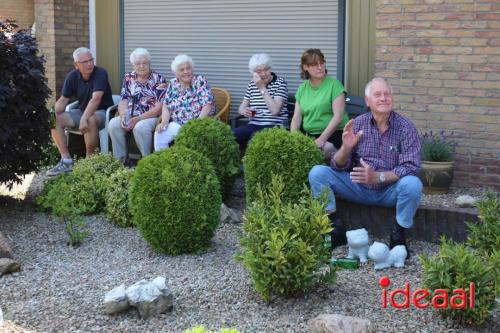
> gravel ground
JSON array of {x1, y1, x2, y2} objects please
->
[{"x1": 0, "y1": 173, "x2": 498, "y2": 333}]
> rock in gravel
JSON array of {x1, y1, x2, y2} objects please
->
[
  {"x1": 103, "y1": 284, "x2": 129, "y2": 315},
  {"x1": 309, "y1": 314, "x2": 374, "y2": 333},
  {"x1": 125, "y1": 278, "x2": 173, "y2": 318},
  {"x1": 455, "y1": 195, "x2": 476, "y2": 208},
  {"x1": 0, "y1": 258, "x2": 20, "y2": 276},
  {"x1": 0, "y1": 232, "x2": 14, "y2": 259},
  {"x1": 220, "y1": 203, "x2": 243, "y2": 224}
]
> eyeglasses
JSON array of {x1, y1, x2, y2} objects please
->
[
  {"x1": 255, "y1": 67, "x2": 271, "y2": 74},
  {"x1": 308, "y1": 62, "x2": 325, "y2": 68},
  {"x1": 77, "y1": 58, "x2": 94, "y2": 65},
  {"x1": 134, "y1": 62, "x2": 150, "y2": 67}
]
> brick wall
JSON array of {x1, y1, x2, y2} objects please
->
[
  {"x1": 34, "y1": 0, "x2": 89, "y2": 106},
  {"x1": 375, "y1": 0, "x2": 500, "y2": 189},
  {"x1": 0, "y1": 0, "x2": 34, "y2": 30}
]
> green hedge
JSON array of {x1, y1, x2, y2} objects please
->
[
  {"x1": 129, "y1": 146, "x2": 221, "y2": 254},
  {"x1": 175, "y1": 118, "x2": 239, "y2": 200},
  {"x1": 105, "y1": 168, "x2": 134, "y2": 227},
  {"x1": 243, "y1": 128, "x2": 323, "y2": 205}
]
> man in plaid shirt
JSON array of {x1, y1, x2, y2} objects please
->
[{"x1": 309, "y1": 78, "x2": 422, "y2": 257}]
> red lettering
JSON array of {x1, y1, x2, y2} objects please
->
[
  {"x1": 469, "y1": 282, "x2": 475, "y2": 308},
  {"x1": 450, "y1": 289, "x2": 466, "y2": 309},
  {"x1": 431, "y1": 289, "x2": 449, "y2": 308},
  {"x1": 412, "y1": 289, "x2": 430, "y2": 308},
  {"x1": 382, "y1": 288, "x2": 387, "y2": 308},
  {"x1": 390, "y1": 282, "x2": 410, "y2": 308}
]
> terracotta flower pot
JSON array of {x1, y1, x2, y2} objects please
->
[{"x1": 420, "y1": 161, "x2": 455, "y2": 194}]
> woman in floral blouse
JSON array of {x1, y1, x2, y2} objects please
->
[
  {"x1": 154, "y1": 54, "x2": 215, "y2": 151},
  {"x1": 109, "y1": 48, "x2": 167, "y2": 160}
]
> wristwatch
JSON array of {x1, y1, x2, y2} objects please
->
[{"x1": 379, "y1": 172, "x2": 386, "y2": 183}]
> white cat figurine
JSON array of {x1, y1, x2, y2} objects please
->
[
  {"x1": 368, "y1": 241, "x2": 407, "y2": 270},
  {"x1": 346, "y1": 228, "x2": 369, "y2": 263}
]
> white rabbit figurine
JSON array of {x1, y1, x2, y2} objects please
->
[
  {"x1": 346, "y1": 228, "x2": 369, "y2": 263},
  {"x1": 368, "y1": 241, "x2": 407, "y2": 270}
]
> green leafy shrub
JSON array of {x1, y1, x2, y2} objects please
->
[
  {"x1": 183, "y1": 325, "x2": 239, "y2": 333},
  {"x1": 467, "y1": 191, "x2": 500, "y2": 256},
  {"x1": 37, "y1": 154, "x2": 123, "y2": 215},
  {"x1": 105, "y1": 168, "x2": 134, "y2": 227},
  {"x1": 175, "y1": 118, "x2": 240, "y2": 200},
  {"x1": 243, "y1": 128, "x2": 323, "y2": 205},
  {"x1": 0, "y1": 19, "x2": 52, "y2": 188},
  {"x1": 420, "y1": 237, "x2": 496, "y2": 326},
  {"x1": 129, "y1": 146, "x2": 221, "y2": 254},
  {"x1": 237, "y1": 175, "x2": 334, "y2": 302},
  {"x1": 420, "y1": 130, "x2": 456, "y2": 162}
]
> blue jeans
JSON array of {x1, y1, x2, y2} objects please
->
[{"x1": 308, "y1": 165, "x2": 422, "y2": 228}]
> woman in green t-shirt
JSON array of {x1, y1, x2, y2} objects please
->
[{"x1": 290, "y1": 49, "x2": 349, "y2": 154}]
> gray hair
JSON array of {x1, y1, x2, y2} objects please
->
[
  {"x1": 129, "y1": 48, "x2": 151, "y2": 64},
  {"x1": 73, "y1": 47, "x2": 93, "y2": 62},
  {"x1": 364, "y1": 77, "x2": 393, "y2": 97},
  {"x1": 171, "y1": 54, "x2": 194, "y2": 73},
  {"x1": 248, "y1": 53, "x2": 272, "y2": 73}
]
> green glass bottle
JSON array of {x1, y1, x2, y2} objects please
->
[{"x1": 330, "y1": 257, "x2": 360, "y2": 269}]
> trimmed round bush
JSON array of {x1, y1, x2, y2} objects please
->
[
  {"x1": 175, "y1": 118, "x2": 240, "y2": 200},
  {"x1": 129, "y1": 146, "x2": 221, "y2": 254},
  {"x1": 105, "y1": 168, "x2": 134, "y2": 227},
  {"x1": 37, "y1": 154, "x2": 124, "y2": 215},
  {"x1": 243, "y1": 127, "x2": 324, "y2": 205}
]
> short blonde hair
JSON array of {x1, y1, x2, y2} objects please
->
[{"x1": 171, "y1": 54, "x2": 194, "y2": 73}]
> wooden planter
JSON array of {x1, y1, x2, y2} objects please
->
[{"x1": 420, "y1": 161, "x2": 455, "y2": 194}]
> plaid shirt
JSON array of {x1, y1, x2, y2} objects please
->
[{"x1": 332, "y1": 111, "x2": 421, "y2": 189}]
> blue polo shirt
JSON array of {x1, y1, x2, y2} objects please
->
[{"x1": 61, "y1": 66, "x2": 114, "y2": 111}]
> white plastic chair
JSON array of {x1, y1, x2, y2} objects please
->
[{"x1": 65, "y1": 95, "x2": 121, "y2": 153}]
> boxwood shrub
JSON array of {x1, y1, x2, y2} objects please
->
[
  {"x1": 175, "y1": 118, "x2": 239, "y2": 200},
  {"x1": 243, "y1": 127, "x2": 323, "y2": 205},
  {"x1": 129, "y1": 146, "x2": 221, "y2": 254},
  {"x1": 37, "y1": 154, "x2": 123, "y2": 215},
  {"x1": 237, "y1": 175, "x2": 334, "y2": 302},
  {"x1": 105, "y1": 168, "x2": 134, "y2": 227}
]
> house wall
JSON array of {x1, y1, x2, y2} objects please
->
[
  {"x1": 0, "y1": 0, "x2": 34, "y2": 30},
  {"x1": 34, "y1": 0, "x2": 89, "y2": 106},
  {"x1": 375, "y1": 0, "x2": 500, "y2": 189}
]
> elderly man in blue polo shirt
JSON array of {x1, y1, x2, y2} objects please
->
[
  {"x1": 309, "y1": 77, "x2": 422, "y2": 256},
  {"x1": 47, "y1": 47, "x2": 113, "y2": 176}
]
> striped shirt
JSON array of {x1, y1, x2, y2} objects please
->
[
  {"x1": 244, "y1": 73, "x2": 288, "y2": 126},
  {"x1": 332, "y1": 111, "x2": 421, "y2": 189}
]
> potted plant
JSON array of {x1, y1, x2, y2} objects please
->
[{"x1": 420, "y1": 130, "x2": 456, "y2": 194}]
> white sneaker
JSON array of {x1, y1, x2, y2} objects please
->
[{"x1": 47, "y1": 159, "x2": 73, "y2": 176}]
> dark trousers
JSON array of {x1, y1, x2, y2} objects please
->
[
  {"x1": 306, "y1": 129, "x2": 343, "y2": 149},
  {"x1": 232, "y1": 124, "x2": 275, "y2": 148}
]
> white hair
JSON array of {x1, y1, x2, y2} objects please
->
[
  {"x1": 248, "y1": 53, "x2": 272, "y2": 73},
  {"x1": 129, "y1": 48, "x2": 151, "y2": 64},
  {"x1": 73, "y1": 47, "x2": 93, "y2": 62},
  {"x1": 171, "y1": 54, "x2": 194, "y2": 73},
  {"x1": 365, "y1": 77, "x2": 393, "y2": 97}
]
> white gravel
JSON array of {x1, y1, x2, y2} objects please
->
[{"x1": 0, "y1": 174, "x2": 498, "y2": 332}]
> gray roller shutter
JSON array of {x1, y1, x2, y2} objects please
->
[{"x1": 123, "y1": 0, "x2": 341, "y2": 117}]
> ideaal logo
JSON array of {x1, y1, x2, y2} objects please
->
[{"x1": 379, "y1": 276, "x2": 475, "y2": 309}]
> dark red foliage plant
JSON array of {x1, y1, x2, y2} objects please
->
[{"x1": 0, "y1": 19, "x2": 52, "y2": 188}]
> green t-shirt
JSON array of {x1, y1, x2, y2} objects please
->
[{"x1": 295, "y1": 76, "x2": 349, "y2": 135}]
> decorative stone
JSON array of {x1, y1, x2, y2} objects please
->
[
  {"x1": 220, "y1": 203, "x2": 242, "y2": 224},
  {"x1": 309, "y1": 314, "x2": 374, "y2": 333},
  {"x1": 125, "y1": 278, "x2": 173, "y2": 318},
  {"x1": 0, "y1": 232, "x2": 14, "y2": 259},
  {"x1": 455, "y1": 195, "x2": 476, "y2": 208},
  {"x1": 368, "y1": 242, "x2": 406, "y2": 270},
  {"x1": 103, "y1": 284, "x2": 129, "y2": 314},
  {"x1": 0, "y1": 258, "x2": 20, "y2": 276},
  {"x1": 346, "y1": 228, "x2": 369, "y2": 263}
]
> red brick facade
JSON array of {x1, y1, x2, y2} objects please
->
[
  {"x1": 34, "y1": 0, "x2": 89, "y2": 105},
  {"x1": 0, "y1": 0, "x2": 34, "y2": 30},
  {"x1": 376, "y1": 0, "x2": 500, "y2": 189}
]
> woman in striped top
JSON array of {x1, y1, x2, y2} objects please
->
[{"x1": 232, "y1": 53, "x2": 288, "y2": 148}]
